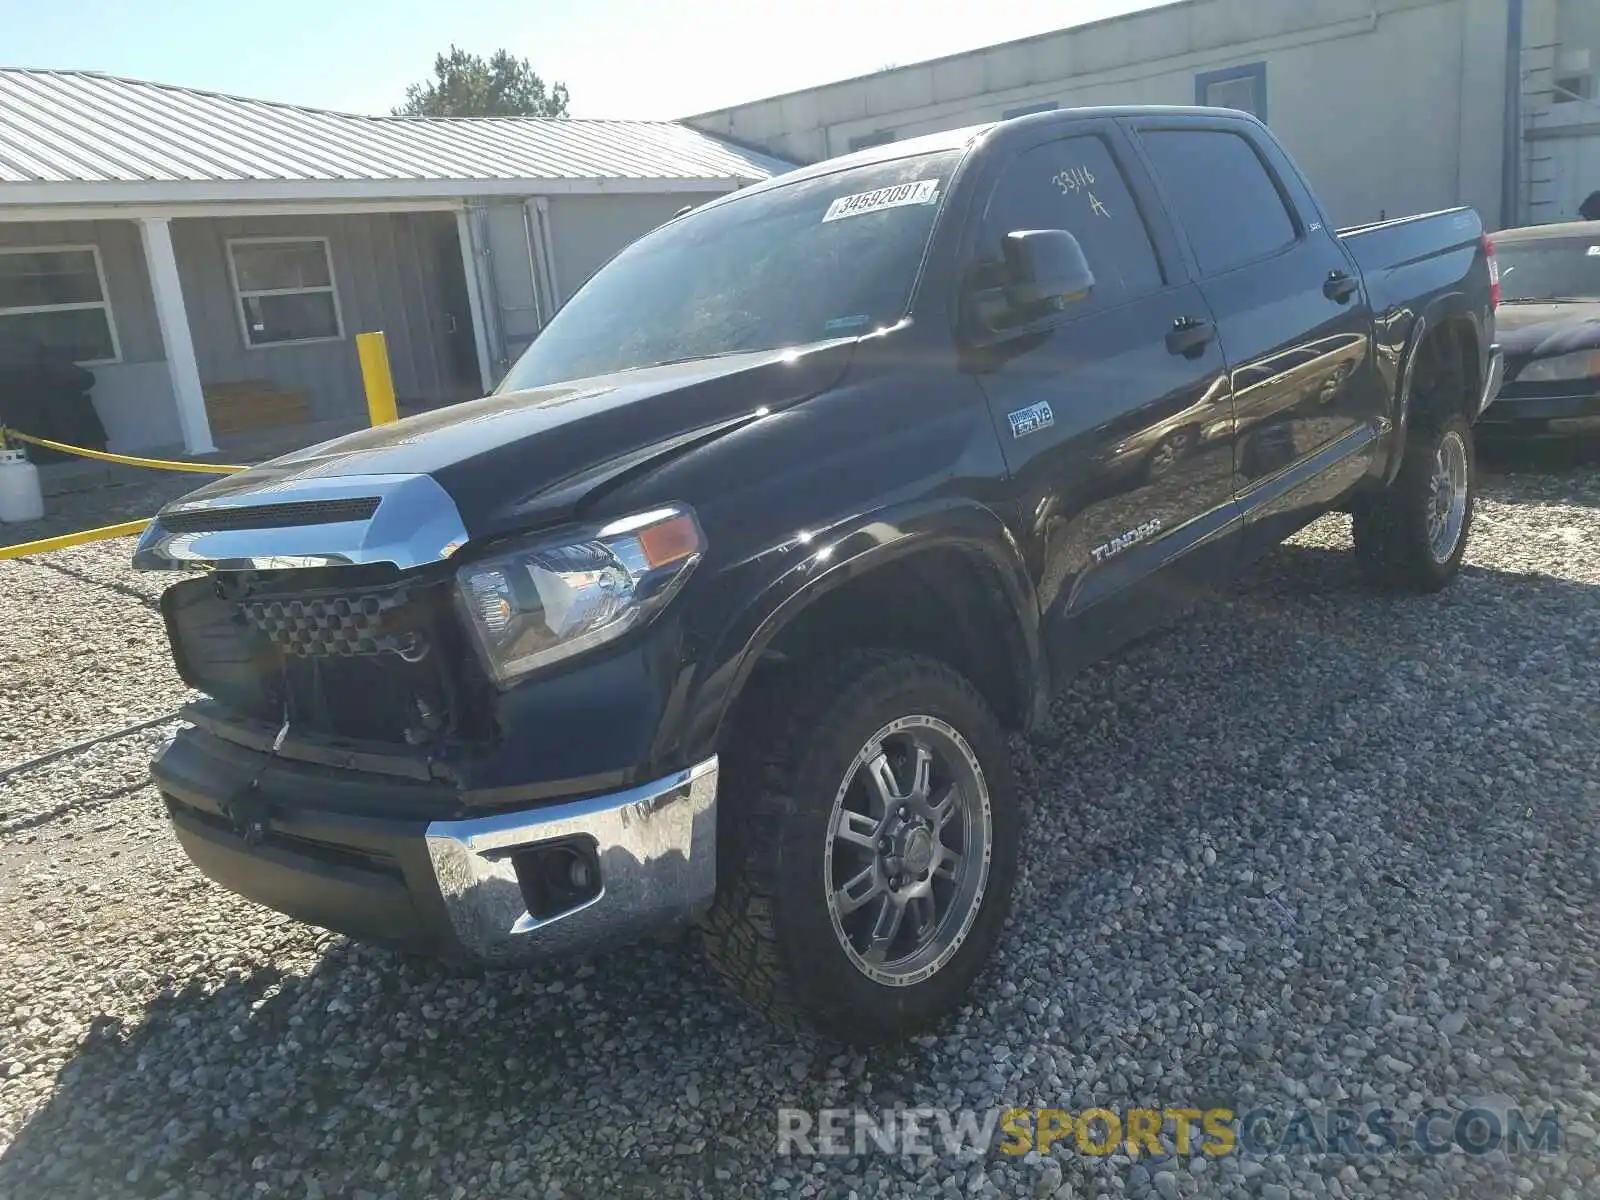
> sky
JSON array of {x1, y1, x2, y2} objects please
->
[{"x1": 0, "y1": 0, "x2": 1168, "y2": 120}]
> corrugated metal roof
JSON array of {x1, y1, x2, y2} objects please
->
[{"x1": 0, "y1": 69, "x2": 792, "y2": 197}]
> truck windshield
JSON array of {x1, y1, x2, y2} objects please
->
[
  {"x1": 496, "y1": 150, "x2": 961, "y2": 390},
  {"x1": 1498, "y1": 237, "x2": 1600, "y2": 302}
]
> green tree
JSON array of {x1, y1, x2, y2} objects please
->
[{"x1": 395, "y1": 46, "x2": 571, "y2": 118}]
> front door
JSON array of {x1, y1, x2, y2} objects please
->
[
  {"x1": 960, "y1": 123, "x2": 1239, "y2": 678},
  {"x1": 1131, "y1": 120, "x2": 1383, "y2": 552}
]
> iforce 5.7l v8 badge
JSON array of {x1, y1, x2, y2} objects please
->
[{"x1": 1007, "y1": 402, "x2": 1054, "y2": 439}]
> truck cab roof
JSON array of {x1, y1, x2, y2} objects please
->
[{"x1": 699, "y1": 105, "x2": 1270, "y2": 213}]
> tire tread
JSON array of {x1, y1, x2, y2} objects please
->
[
  {"x1": 1352, "y1": 413, "x2": 1474, "y2": 593},
  {"x1": 698, "y1": 649, "x2": 1014, "y2": 1042}
]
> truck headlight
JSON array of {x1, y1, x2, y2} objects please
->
[
  {"x1": 454, "y1": 506, "x2": 704, "y2": 685},
  {"x1": 1515, "y1": 349, "x2": 1600, "y2": 383}
]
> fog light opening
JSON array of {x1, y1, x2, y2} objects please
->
[{"x1": 513, "y1": 838, "x2": 602, "y2": 922}]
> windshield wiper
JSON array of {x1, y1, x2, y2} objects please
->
[{"x1": 1500, "y1": 295, "x2": 1597, "y2": 304}]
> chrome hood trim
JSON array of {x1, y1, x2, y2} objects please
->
[{"x1": 132, "y1": 472, "x2": 471, "y2": 572}]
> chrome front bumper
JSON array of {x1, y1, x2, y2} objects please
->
[{"x1": 424, "y1": 756, "x2": 719, "y2": 966}]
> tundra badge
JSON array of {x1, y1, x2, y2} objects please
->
[
  {"x1": 1093, "y1": 519, "x2": 1163, "y2": 563},
  {"x1": 1007, "y1": 402, "x2": 1055, "y2": 439}
]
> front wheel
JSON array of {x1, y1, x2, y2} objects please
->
[
  {"x1": 698, "y1": 651, "x2": 1019, "y2": 1044},
  {"x1": 1352, "y1": 414, "x2": 1476, "y2": 592}
]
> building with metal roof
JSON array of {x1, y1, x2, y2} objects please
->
[{"x1": 0, "y1": 69, "x2": 792, "y2": 454}]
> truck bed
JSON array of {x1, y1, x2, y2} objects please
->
[{"x1": 1338, "y1": 206, "x2": 1487, "y2": 319}]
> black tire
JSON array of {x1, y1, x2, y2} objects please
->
[
  {"x1": 697, "y1": 650, "x2": 1020, "y2": 1044},
  {"x1": 1352, "y1": 413, "x2": 1475, "y2": 592}
]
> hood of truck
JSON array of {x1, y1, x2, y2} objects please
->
[
  {"x1": 138, "y1": 342, "x2": 855, "y2": 568},
  {"x1": 1496, "y1": 299, "x2": 1600, "y2": 366}
]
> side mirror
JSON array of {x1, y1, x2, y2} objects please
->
[{"x1": 1002, "y1": 229, "x2": 1095, "y2": 308}]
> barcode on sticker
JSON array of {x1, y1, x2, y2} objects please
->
[{"x1": 823, "y1": 179, "x2": 940, "y2": 222}]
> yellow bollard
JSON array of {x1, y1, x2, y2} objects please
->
[{"x1": 356, "y1": 331, "x2": 400, "y2": 427}]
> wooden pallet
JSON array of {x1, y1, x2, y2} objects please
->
[{"x1": 203, "y1": 380, "x2": 312, "y2": 436}]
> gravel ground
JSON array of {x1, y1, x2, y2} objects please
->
[{"x1": 1, "y1": 457, "x2": 1597, "y2": 1200}]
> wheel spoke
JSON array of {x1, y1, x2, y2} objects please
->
[
  {"x1": 907, "y1": 741, "x2": 933, "y2": 805},
  {"x1": 934, "y1": 848, "x2": 963, "y2": 882},
  {"x1": 835, "y1": 863, "x2": 884, "y2": 916},
  {"x1": 909, "y1": 892, "x2": 938, "y2": 943},
  {"x1": 863, "y1": 751, "x2": 900, "y2": 812},
  {"x1": 833, "y1": 807, "x2": 879, "y2": 852},
  {"x1": 930, "y1": 784, "x2": 960, "y2": 828},
  {"x1": 862, "y1": 894, "x2": 906, "y2": 964}
]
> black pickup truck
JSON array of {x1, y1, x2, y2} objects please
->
[{"x1": 134, "y1": 107, "x2": 1501, "y2": 1043}]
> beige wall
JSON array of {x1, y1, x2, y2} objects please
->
[
  {"x1": 544, "y1": 193, "x2": 704, "y2": 302},
  {"x1": 685, "y1": 0, "x2": 1512, "y2": 228}
]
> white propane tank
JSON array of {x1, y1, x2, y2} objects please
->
[{"x1": 0, "y1": 447, "x2": 44, "y2": 523}]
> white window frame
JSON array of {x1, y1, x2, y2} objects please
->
[
  {"x1": 0, "y1": 242, "x2": 122, "y2": 365},
  {"x1": 225, "y1": 235, "x2": 345, "y2": 349}
]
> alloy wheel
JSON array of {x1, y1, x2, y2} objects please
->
[{"x1": 823, "y1": 715, "x2": 993, "y2": 987}]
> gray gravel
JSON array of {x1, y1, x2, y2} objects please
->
[{"x1": 2, "y1": 458, "x2": 1598, "y2": 1199}]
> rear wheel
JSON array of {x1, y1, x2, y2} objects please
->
[
  {"x1": 698, "y1": 651, "x2": 1019, "y2": 1043},
  {"x1": 1352, "y1": 413, "x2": 1475, "y2": 592}
]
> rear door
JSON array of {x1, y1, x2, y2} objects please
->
[
  {"x1": 958, "y1": 120, "x2": 1239, "y2": 678},
  {"x1": 1128, "y1": 117, "x2": 1385, "y2": 552}
]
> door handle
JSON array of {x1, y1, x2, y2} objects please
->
[
  {"x1": 1324, "y1": 270, "x2": 1360, "y2": 303},
  {"x1": 1165, "y1": 317, "x2": 1216, "y2": 358}
]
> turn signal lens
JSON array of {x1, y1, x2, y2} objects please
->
[{"x1": 637, "y1": 514, "x2": 702, "y2": 568}]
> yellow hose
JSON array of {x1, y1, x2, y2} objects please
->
[
  {"x1": 2, "y1": 429, "x2": 247, "y2": 474},
  {"x1": 0, "y1": 519, "x2": 152, "y2": 560}
]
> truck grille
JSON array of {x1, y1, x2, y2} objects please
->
[
  {"x1": 161, "y1": 571, "x2": 488, "y2": 746},
  {"x1": 239, "y1": 590, "x2": 426, "y2": 660}
]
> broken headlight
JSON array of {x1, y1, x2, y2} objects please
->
[{"x1": 454, "y1": 506, "x2": 704, "y2": 685}]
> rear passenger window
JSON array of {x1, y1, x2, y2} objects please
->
[
  {"x1": 978, "y1": 134, "x2": 1164, "y2": 316},
  {"x1": 1139, "y1": 129, "x2": 1297, "y2": 275}
]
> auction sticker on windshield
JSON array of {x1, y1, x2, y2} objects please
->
[{"x1": 823, "y1": 179, "x2": 941, "y2": 222}]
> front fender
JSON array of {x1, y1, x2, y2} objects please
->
[{"x1": 673, "y1": 496, "x2": 1046, "y2": 764}]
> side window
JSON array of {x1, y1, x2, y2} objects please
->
[
  {"x1": 977, "y1": 134, "x2": 1164, "y2": 319},
  {"x1": 1138, "y1": 129, "x2": 1297, "y2": 276}
]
